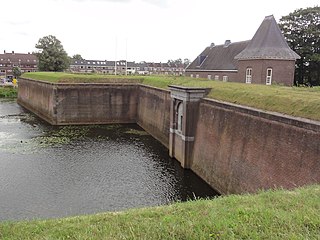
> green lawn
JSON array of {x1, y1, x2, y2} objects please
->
[
  {"x1": 22, "y1": 72, "x2": 320, "y2": 121},
  {"x1": 0, "y1": 185, "x2": 319, "y2": 240}
]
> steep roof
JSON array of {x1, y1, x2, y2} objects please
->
[
  {"x1": 235, "y1": 15, "x2": 300, "y2": 60},
  {"x1": 187, "y1": 40, "x2": 249, "y2": 71}
]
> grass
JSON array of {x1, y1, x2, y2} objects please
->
[
  {"x1": 0, "y1": 185, "x2": 319, "y2": 239},
  {"x1": 0, "y1": 86, "x2": 18, "y2": 98},
  {"x1": 22, "y1": 72, "x2": 320, "y2": 121}
]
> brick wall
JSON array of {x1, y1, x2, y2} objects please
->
[
  {"x1": 191, "y1": 99, "x2": 320, "y2": 194},
  {"x1": 137, "y1": 85, "x2": 171, "y2": 148},
  {"x1": 237, "y1": 59, "x2": 296, "y2": 86}
]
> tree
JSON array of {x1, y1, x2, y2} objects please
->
[
  {"x1": 35, "y1": 35, "x2": 70, "y2": 72},
  {"x1": 279, "y1": 6, "x2": 320, "y2": 86},
  {"x1": 72, "y1": 54, "x2": 84, "y2": 61},
  {"x1": 12, "y1": 66, "x2": 22, "y2": 78}
]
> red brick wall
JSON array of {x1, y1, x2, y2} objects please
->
[
  {"x1": 17, "y1": 78, "x2": 57, "y2": 124},
  {"x1": 137, "y1": 85, "x2": 171, "y2": 148},
  {"x1": 185, "y1": 71, "x2": 238, "y2": 82},
  {"x1": 186, "y1": 59, "x2": 296, "y2": 86},
  {"x1": 237, "y1": 59, "x2": 296, "y2": 86},
  {"x1": 191, "y1": 99, "x2": 320, "y2": 194}
]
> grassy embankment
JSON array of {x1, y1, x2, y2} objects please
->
[
  {"x1": 22, "y1": 72, "x2": 320, "y2": 121},
  {"x1": 0, "y1": 86, "x2": 17, "y2": 98},
  {"x1": 0, "y1": 185, "x2": 319, "y2": 239}
]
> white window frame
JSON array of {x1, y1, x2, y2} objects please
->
[
  {"x1": 208, "y1": 74, "x2": 212, "y2": 80},
  {"x1": 246, "y1": 68, "x2": 252, "y2": 84},
  {"x1": 214, "y1": 75, "x2": 219, "y2": 80},
  {"x1": 266, "y1": 68, "x2": 272, "y2": 85},
  {"x1": 190, "y1": 74, "x2": 193, "y2": 78},
  {"x1": 196, "y1": 74, "x2": 199, "y2": 78},
  {"x1": 223, "y1": 76, "x2": 228, "y2": 82}
]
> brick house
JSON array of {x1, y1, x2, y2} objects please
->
[
  {"x1": 186, "y1": 15, "x2": 300, "y2": 86},
  {"x1": 0, "y1": 51, "x2": 37, "y2": 78}
]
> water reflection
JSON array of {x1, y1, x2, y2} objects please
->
[{"x1": 0, "y1": 99, "x2": 219, "y2": 221}]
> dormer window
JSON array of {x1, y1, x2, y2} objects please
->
[{"x1": 197, "y1": 55, "x2": 206, "y2": 66}]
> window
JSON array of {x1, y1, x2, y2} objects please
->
[
  {"x1": 223, "y1": 76, "x2": 228, "y2": 82},
  {"x1": 266, "y1": 68, "x2": 272, "y2": 85},
  {"x1": 246, "y1": 68, "x2": 252, "y2": 84},
  {"x1": 196, "y1": 74, "x2": 199, "y2": 78},
  {"x1": 208, "y1": 74, "x2": 212, "y2": 80},
  {"x1": 190, "y1": 74, "x2": 193, "y2": 78},
  {"x1": 214, "y1": 75, "x2": 219, "y2": 80},
  {"x1": 177, "y1": 102, "x2": 183, "y2": 132}
]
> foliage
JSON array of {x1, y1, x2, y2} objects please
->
[
  {"x1": 167, "y1": 58, "x2": 190, "y2": 67},
  {"x1": 34, "y1": 35, "x2": 70, "y2": 72},
  {"x1": 72, "y1": 54, "x2": 84, "y2": 61},
  {"x1": 12, "y1": 66, "x2": 22, "y2": 78},
  {"x1": 22, "y1": 72, "x2": 320, "y2": 121},
  {"x1": 0, "y1": 87, "x2": 17, "y2": 98},
  {"x1": 0, "y1": 185, "x2": 319, "y2": 239},
  {"x1": 279, "y1": 6, "x2": 320, "y2": 86}
]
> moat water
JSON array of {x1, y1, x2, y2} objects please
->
[{"x1": 0, "y1": 99, "x2": 218, "y2": 221}]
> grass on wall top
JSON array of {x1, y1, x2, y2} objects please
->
[{"x1": 22, "y1": 72, "x2": 320, "y2": 121}]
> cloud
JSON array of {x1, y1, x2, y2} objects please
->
[
  {"x1": 53, "y1": 0, "x2": 131, "y2": 2},
  {"x1": 142, "y1": 0, "x2": 168, "y2": 8},
  {"x1": 50, "y1": 0, "x2": 167, "y2": 7},
  {"x1": 5, "y1": 20, "x2": 31, "y2": 26}
]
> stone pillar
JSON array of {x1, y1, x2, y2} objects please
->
[{"x1": 168, "y1": 85, "x2": 210, "y2": 168}]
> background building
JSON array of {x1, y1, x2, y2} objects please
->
[
  {"x1": 186, "y1": 15, "x2": 300, "y2": 86},
  {"x1": 0, "y1": 51, "x2": 37, "y2": 78}
]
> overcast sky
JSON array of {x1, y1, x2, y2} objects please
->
[{"x1": 0, "y1": 0, "x2": 318, "y2": 63}]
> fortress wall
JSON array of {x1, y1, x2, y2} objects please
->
[
  {"x1": 191, "y1": 98, "x2": 320, "y2": 194},
  {"x1": 18, "y1": 78, "x2": 320, "y2": 194},
  {"x1": 137, "y1": 85, "x2": 171, "y2": 148},
  {"x1": 17, "y1": 78, "x2": 57, "y2": 124}
]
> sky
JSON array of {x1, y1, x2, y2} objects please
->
[{"x1": 0, "y1": 0, "x2": 318, "y2": 63}]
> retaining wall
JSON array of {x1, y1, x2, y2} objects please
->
[
  {"x1": 191, "y1": 99, "x2": 320, "y2": 194},
  {"x1": 137, "y1": 85, "x2": 171, "y2": 148},
  {"x1": 17, "y1": 78, "x2": 320, "y2": 194},
  {"x1": 18, "y1": 78, "x2": 57, "y2": 124}
]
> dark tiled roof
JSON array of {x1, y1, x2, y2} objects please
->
[
  {"x1": 187, "y1": 40, "x2": 249, "y2": 71},
  {"x1": 0, "y1": 52, "x2": 37, "y2": 64},
  {"x1": 235, "y1": 15, "x2": 300, "y2": 60}
]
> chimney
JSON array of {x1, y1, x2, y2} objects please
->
[
  {"x1": 12, "y1": 51, "x2": 15, "y2": 55},
  {"x1": 224, "y1": 40, "x2": 231, "y2": 47},
  {"x1": 210, "y1": 43, "x2": 215, "y2": 49},
  {"x1": 3, "y1": 50, "x2": 6, "y2": 54}
]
